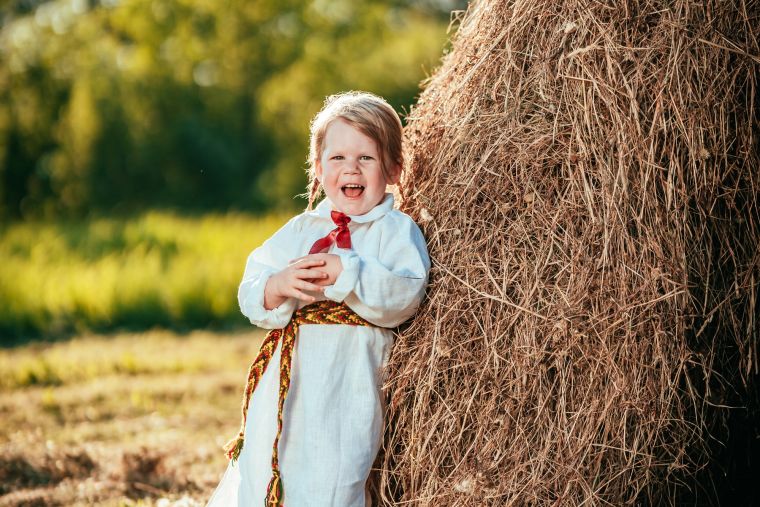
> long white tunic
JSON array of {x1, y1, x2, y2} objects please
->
[{"x1": 205, "y1": 192, "x2": 431, "y2": 507}]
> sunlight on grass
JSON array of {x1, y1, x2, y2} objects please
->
[
  {"x1": 0, "y1": 327, "x2": 265, "y2": 505},
  {"x1": 0, "y1": 328, "x2": 262, "y2": 390},
  {"x1": 0, "y1": 210, "x2": 288, "y2": 503},
  {"x1": 0, "y1": 210, "x2": 290, "y2": 341}
]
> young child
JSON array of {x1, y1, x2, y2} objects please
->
[{"x1": 205, "y1": 91, "x2": 431, "y2": 507}]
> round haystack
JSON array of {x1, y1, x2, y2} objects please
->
[{"x1": 374, "y1": 0, "x2": 759, "y2": 505}]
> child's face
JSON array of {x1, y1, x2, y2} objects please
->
[{"x1": 316, "y1": 118, "x2": 399, "y2": 217}]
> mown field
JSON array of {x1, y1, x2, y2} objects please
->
[
  {"x1": 0, "y1": 327, "x2": 265, "y2": 506},
  {"x1": 0, "y1": 211, "x2": 287, "y2": 504}
]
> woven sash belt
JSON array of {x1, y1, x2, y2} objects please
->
[{"x1": 224, "y1": 299, "x2": 375, "y2": 506}]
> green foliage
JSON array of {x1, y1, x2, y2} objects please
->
[
  {"x1": 0, "y1": 0, "x2": 456, "y2": 220},
  {"x1": 0, "y1": 210, "x2": 289, "y2": 343}
]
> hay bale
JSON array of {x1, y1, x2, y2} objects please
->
[{"x1": 379, "y1": 0, "x2": 759, "y2": 504}]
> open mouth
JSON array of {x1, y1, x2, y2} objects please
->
[{"x1": 341, "y1": 184, "x2": 365, "y2": 198}]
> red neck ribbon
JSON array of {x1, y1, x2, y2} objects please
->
[{"x1": 308, "y1": 210, "x2": 351, "y2": 254}]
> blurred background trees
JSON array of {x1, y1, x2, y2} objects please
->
[
  {"x1": 0, "y1": 3, "x2": 460, "y2": 501},
  {"x1": 0, "y1": 0, "x2": 461, "y2": 341},
  {"x1": 0, "y1": 0, "x2": 460, "y2": 220}
]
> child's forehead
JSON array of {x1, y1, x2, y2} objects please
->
[{"x1": 323, "y1": 118, "x2": 378, "y2": 152}]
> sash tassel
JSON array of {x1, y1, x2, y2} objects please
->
[{"x1": 265, "y1": 470, "x2": 284, "y2": 506}]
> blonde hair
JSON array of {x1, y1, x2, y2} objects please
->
[{"x1": 303, "y1": 91, "x2": 403, "y2": 211}]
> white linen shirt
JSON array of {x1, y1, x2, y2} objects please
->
[{"x1": 205, "y1": 192, "x2": 430, "y2": 507}]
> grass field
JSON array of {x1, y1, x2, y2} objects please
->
[
  {"x1": 0, "y1": 210, "x2": 289, "y2": 342},
  {"x1": 0, "y1": 211, "x2": 289, "y2": 504},
  {"x1": 0, "y1": 327, "x2": 265, "y2": 506}
]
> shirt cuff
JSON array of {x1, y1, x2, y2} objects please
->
[
  {"x1": 323, "y1": 251, "x2": 360, "y2": 303},
  {"x1": 240, "y1": 269, "x2": 297, "y2": 329}
]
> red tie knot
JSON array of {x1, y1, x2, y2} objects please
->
[
  {"x1": 330, "y1": 210, "x2": 350, "y2": 228},
  {"x1": 308, "y1": 210, "x2": 353, "y2": 254}
]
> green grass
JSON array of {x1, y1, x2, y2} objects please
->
[
  {"x1": 0, "y1": 210, "x2": 290, "y2": 343},
  {"x1": 0, "y1": 328, "x2": 250, "y2": 390},
  {"x1": 0, "y1": 210, "x2": 289, "y2": 503},
  {"x1": 0, "y1": 327, "x2": 265, "y2": 506}
]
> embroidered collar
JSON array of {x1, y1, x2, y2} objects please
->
[{"x1": 312, "y1": 192, "x2": 394, "y2": 224}]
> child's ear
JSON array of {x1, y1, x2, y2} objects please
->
[
  {"x1": 387, "y1": 163, "x2": 402, "y2": 185},
  {"x1": 315, "y1": 160, "x2": 323, "y2": 180}
]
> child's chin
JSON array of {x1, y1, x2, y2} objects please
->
[
  {"x1": 339, "y1": 197, "x2": 364, "y2": 209},
  {"x1": 334, "y1": 200, "x2": 365, "y2": 214},
  {"x1": 345, "y1": 205, "x2": 371, "y2": 216}
]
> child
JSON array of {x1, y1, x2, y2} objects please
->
[{"x1": 205, "y1": 91, "x2": 431, "y2": 507}]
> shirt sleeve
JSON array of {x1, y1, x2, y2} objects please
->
[
  {"x1": 237, "y1": 217, "x2": 301, "y2": 329},
  {"x1": 323, "y1": 213, "x2": 431, "y2": 328}
]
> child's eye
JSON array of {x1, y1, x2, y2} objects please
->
[
  {"x1": 360, "y1": 156, "x2": 374, "y2": 161},
  {"x1": 331, "y1": 156, "x2": 344, "y2": 160}
]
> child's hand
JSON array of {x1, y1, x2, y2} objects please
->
[
  {"x1": 263, "y1": 258, "x2": 329, "y2": 309},
  {"x1": 289, "y1": 253, "x2": 343, "y2": 287}
]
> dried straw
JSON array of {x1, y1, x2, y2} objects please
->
[{"x1": 375, "y1": 0, "x2": 759, "y2": 504}]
